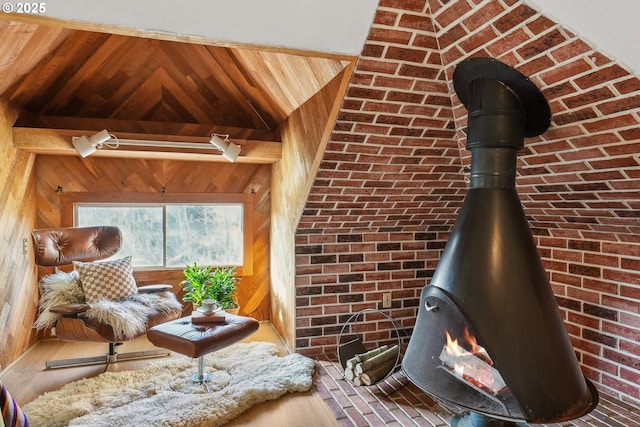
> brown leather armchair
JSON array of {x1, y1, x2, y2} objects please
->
[{"x1": 32, "y1": 226, "x2": 183, "y2": 369}]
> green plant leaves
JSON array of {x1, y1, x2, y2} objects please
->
[{"x1": 181, "y1": 264, "x2": 238, "y2": 309}]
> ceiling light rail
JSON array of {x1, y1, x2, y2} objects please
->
[{"x1": 72, "y1": 129, "x2": 242, "y2": 162}]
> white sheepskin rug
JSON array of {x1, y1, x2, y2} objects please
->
[{"x1": 23, "y1": 342, "x2": 316, "y2": 427}]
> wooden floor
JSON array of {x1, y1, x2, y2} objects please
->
[{"x1": 0, "y1": 322, "x2": 339, "y2": 427}]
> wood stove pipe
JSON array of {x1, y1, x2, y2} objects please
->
[{"x1": 402, "y1": 58, "x2": 598, "y2": 423}]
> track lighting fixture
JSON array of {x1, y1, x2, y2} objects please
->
[
  {"x1": 209, "y1": 134, "x2": 242, "y2": 162},
  {"x1": 71, "y1": 129, "x2": 113, "y2": 158},
  {"x1": 71, "y1": 130, "x2": 242, "y2": 162}
]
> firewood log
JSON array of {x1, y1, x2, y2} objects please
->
[
  {"x1": 438, "y1": 346, "x2": 507, "y2": 394},
  {"x1": 344, "y1": 366, "x2": 356, "y2": 381},
  {"x1": 345, "y1": 355, "x2": 359, "y2": 370},
  {"x1": 360, "y1": 358, "x2": 396, "y2": 386},
  {"x1": 346, "y1": 345, "x2": 389, "y2": 370},
  {"x1": 354, "y1": 345, "x2": 398, "y2": 375},
  {"x1": 353, "y1": 375, "x2": 363, "y2": 386}
]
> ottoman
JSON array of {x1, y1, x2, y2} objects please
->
[{"x1": 147, "y1": 312, "x2": 259, "y2": 388}]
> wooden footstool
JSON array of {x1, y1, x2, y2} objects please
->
[{"x1": 147, "y1": 312, "x2": 259, "y2": 388}]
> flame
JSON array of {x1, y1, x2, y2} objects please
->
[
  {"x1": 444, "y1": 327, "x2": 491, "y2": 365},
  {"x1": 444, "y1": 330, "x2": 466, "y2": 357},
  {"x1": 444, "y1": 330, "x2": 471, "y2": 377},
  {"x1": 441, "y1": 326, "x2": 507, "y2": 395}
]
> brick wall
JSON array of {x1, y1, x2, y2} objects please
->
[{"x1": 296, "y1": 0, "x2": 640, "y2": 406}]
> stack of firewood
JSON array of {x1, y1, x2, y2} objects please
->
[{"x1": 343, "y1": 344, "x2": 399, "y2": 386}]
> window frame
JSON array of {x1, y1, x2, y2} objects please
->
[{"x1": 61, "y1": 192, "x2": 253, "y2": 275}]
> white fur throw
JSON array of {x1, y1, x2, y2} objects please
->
[
  {"x1": 34, "y1": 270, "x2": 84, "y2": 331},
  {"x1": 35, "y1": 271, "x2": 183, "y2": 340},
  {"x1": 85, "y1": 293, "x2": 182, "y2": 340}
]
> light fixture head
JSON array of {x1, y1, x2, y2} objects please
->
[
  {"x1": 209, "y1": 134, "x2": 230, "y2": 151},
  {"x1": 210, "y1": 134, "x2": 241, "y2": 162},
  {"x1": 72, "y1": 129, "x2": 112, "y2": 158},
  {"x1": 72, "y1": 135, "x2": 96, "y2": 158},
  {"x1": 222, "y1": 141, "x2": 241, "y2": 162}
]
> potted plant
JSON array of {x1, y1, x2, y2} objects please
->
[
  {"x1": 181, "y1": 263, "x2": 239, "y2": 313},
  {"x1": 181, "y1": 263, "x2": 214, "y2": 310},
  {"x1": 209, "y1": 266, "x2": 239, "y2": 314}
]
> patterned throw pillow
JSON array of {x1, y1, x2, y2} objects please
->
[{"x1": 73, "y1": 256, "x2": 138, "y2": 303}]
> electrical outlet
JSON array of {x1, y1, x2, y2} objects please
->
[{"x1": 382, "y1": 292, "x2": 392, "y2": 308}]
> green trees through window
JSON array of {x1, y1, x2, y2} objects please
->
[{"x1": 76, "y1": 204, "x2": 243, "y2": 268}]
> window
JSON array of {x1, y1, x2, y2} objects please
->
[{"x1": 75, "y1": 203, "x2": 245, "y2": 269}]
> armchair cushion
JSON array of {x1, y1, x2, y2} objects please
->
[{"x1": 73, "y1": 256, "x2": 138, "y2": 303}]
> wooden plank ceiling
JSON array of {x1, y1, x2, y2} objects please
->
[{"x1": 0, "y1": 17, "x2": 352, "y2": 162}]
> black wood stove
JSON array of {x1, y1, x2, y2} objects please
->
[{"x1": 402, "y1": 58, "x2": 598, "y2": 426}]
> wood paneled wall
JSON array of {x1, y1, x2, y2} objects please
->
[
  {"x1": 35, "y1": 155, "x2": 271, "y2": 320},
  {"x1": 271, "y1": 67, "x2": 353, "y2": 350},
  {"x1": 0, "y1": 100, "x2": 39, "y2": 371}
]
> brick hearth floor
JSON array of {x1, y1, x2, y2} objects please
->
[{"x1": 314, "y1": 355, "x2": 640, "y2": 427}]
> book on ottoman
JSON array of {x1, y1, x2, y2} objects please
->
[{"x1": 192, "y1": 310, "x2": 227, "y2": 324}]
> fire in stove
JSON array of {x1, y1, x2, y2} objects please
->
[
  {"x1": 439, "y1": 328, "x2": 507, "y2": 397},
  {"x1": 402, "y1": 57, "x2": 598, "y2": 426}
]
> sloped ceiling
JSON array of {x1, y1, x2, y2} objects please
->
[
  {"x1": 0, "y1": 17, "x2": 352, "y2": 161},
  {"x1": 526, "y1": 0, "x2": 640, "y2": 73},
  {"x1": 3, "y1": 0, "x2": 639, "y2": 163},
  {"x1": 38, "y1": 0, "x2": 640, "y2": 74},
  {"x1": 38, "y1": 0, "x2": 379, "y2": 56}
]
